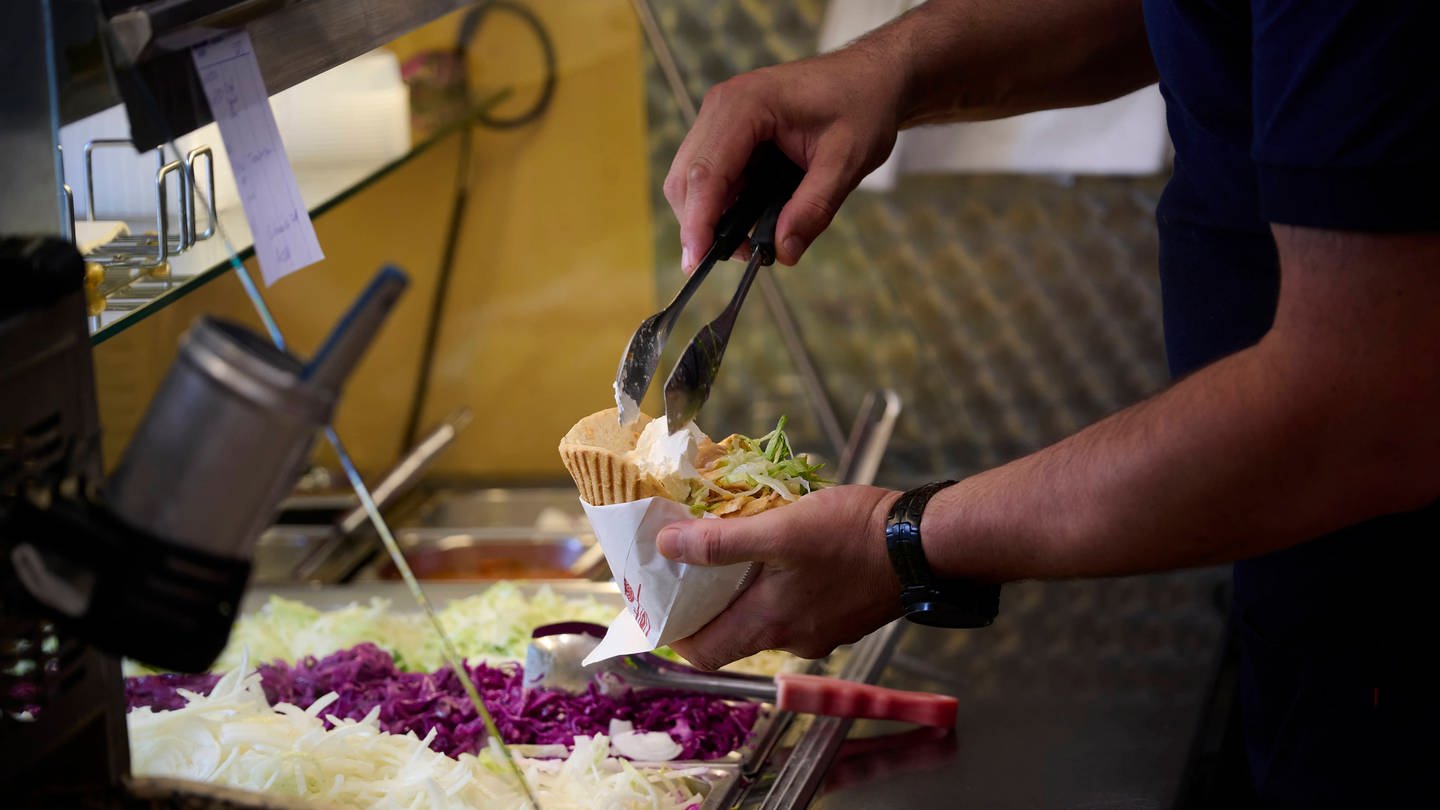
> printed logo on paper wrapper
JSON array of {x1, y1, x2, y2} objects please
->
[{"x1": 622, "y1": 577, "x2": 652, "y2": 637}]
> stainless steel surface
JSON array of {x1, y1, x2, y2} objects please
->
[
  {"x1": 691, "y1": 765, "x2": 744, "y2": 810},
  {"x1": 187, "y1": 145, "x2": 217, "y2": 240},
  {"x1": 290, "y1": 409, "x2": 471, "y2": 582},
  {"x1": 754, "y1": 272, "x2": 849, "y2": 457},
  {"x1": 812, "y1": 571, "x2": 1229, "y2": 809},
  {"x1": 105, "y1": 317, "x2": 332, "y2": 560},
  {"x1": 2, "y1": 0, "x2": 67, "y2": 236},
  {"x1": 629, "y1": 0, "x2": 696, "y2": 121},
  {"x1": 252, "y1": 525, "x2": 334, "y2": 584}
]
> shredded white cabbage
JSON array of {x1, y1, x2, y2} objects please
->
[
  {"x1": 606, "y1": 720, "x2": 683, "y2": 762},
  {"x1": 129, "y1": 664, "x2": 710, "y2": 809}
]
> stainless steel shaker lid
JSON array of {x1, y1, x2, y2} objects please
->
[{"x1": 180, "y1": 316, "x2": 335, "y2": 424}]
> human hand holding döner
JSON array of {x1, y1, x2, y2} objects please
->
[{"x1": 658, "y1": 485, "x2": 904, "y2": 671}]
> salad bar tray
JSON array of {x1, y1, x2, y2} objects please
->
[
  {"x1": 235, "y1": 579, "x2": 796, "y2": 769},
  {"x1": 121, "y1": 580, "x2": 781, "y2": 809}
]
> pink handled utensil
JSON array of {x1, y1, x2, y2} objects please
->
[{"x1": 524, "y1": 622, "x2": 957, "y2": 728}]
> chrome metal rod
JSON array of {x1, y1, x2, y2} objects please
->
[
  {"x1": 628, "y1": 0, "x2": 697, "y2": 121},
  {"x1": 290, "y1": 407, "x2": 471, "y2": 582},
  {"x1": 836, "y1": 388, "x2": 903, "y2": 485}
]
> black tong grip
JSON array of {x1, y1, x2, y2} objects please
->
[
  {"x1": 702, "y1": 142, "x2": 804, "y2": 270},
  {"x1": 749, "y1": 201, "x2": 783, "y2": 266}
]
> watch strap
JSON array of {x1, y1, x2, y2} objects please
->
[
  {"x1": 884, "y1": 480, "x2": 956, "y2": 588},
  {"x1": 885, "y1": 480, "x2": 1001, "y2": 629}
]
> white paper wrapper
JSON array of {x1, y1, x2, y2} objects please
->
[{"x1": 580, "y1": 497, "x2": 756, "y2": 666}]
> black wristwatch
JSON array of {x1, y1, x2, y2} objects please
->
[{"x1": 885, "y1": 480, "x2": 1001, "y2": 628}]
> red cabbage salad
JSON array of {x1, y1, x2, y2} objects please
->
[{"x1": 126, "y1": 643, "x2": 759, "y2": 761}]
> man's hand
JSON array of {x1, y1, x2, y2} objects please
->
[
  {"x1": 662, "y1": 0, "x2": 1156, "y2": 274},
  {"x1": 656, "y1": 485, "x2": 903, "y2": 671},
  {"x1": 663, "y1": 49, "x2": 906, "y2": 273}
]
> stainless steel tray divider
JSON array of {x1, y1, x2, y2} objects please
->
[{"x1": 753, "y1": 620, "x2": 909, "y2": 810}]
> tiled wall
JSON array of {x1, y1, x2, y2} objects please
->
[{"x1": 641, "y1": 1, "x2": 1171, "y2": 488}]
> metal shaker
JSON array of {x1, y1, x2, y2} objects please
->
[{"x1": 107, "y1": 267, "x2": 407, "y2": 562}]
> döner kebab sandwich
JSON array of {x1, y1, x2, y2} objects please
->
[{"x1": 559, "y1": 409, "x2": 828, "y2": 516}]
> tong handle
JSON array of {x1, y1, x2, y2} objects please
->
[
  {"x1": 651, "y1": 144, "x2": 802, "y2": 335},
  {"x1": 693, "y1": 142, "x2": 804, "y2": 279},
  {"x1": 774, "y1": 672, "x2": 960, "y2": 728},
  {"x1": 749, "y1": 198, "x2": 782, "y2": 266}
]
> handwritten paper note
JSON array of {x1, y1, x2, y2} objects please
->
[{"x1": 192, "y1": 31, "x2": 323, "y2": 285}]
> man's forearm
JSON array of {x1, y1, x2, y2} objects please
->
[
  {"x1": 923, "y1": 230, "x2": 1440, "y2": 582},
  {"x1": 855, "y1": 0, "x2": 1156, "y2": 125},
  {"x1": 927, "y1": 344, "x2": 1433, "y2": 581}
]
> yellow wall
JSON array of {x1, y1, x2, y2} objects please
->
[
  {"x1": 94, "y1": 0, "x2": 653, "y2": 482},
  {"x1": 396, "y1": 0, "x2": 655, "y2": 479}
]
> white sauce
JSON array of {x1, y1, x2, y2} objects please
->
[
  {"x1": 613, "y1": 381, "x2": 639, "y2": 422},
  {"x1": 629, "y1": 419, "x2": 702, "y2": 500}
]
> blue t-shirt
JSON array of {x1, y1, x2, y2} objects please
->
[{"x1": 1142, "y1": 1, "x2": 1439, "y2": 805}]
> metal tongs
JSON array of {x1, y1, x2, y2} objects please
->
[{"x1": 615, "y1": 143, "x2": 804, "y2": 433}]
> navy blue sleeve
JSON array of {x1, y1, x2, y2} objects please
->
[{"x1": 1251, "y1": 2, "x2": 1440, "y2": 232}]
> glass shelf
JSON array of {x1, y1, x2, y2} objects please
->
[{"x1": 87, "y1": 92, "x2": 507, "y2": 345}]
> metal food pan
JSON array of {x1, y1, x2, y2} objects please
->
[
  {"x1": 678, "y1": 763, "x2": 745, "y2": 810},
  {"x1": 250, "y1": 487, "x2": 606, "y2": 585},
  {"x1": 376, "y1": 530, "x2": 607, "y2": 581},
  {"x1": 397, "y1": 486, "x2": 590, "y2": 530}
]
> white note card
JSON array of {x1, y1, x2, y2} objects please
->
[{"x1": 192, "y1": 31, "x2": 324, "y2": 285}]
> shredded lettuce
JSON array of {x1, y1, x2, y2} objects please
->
[
  {"x1": 201, "y1": 583, "x2": 616, "y2": 675},
  {"x1": 686, "y1": 415, "x2": 831, "y2": 516}
]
